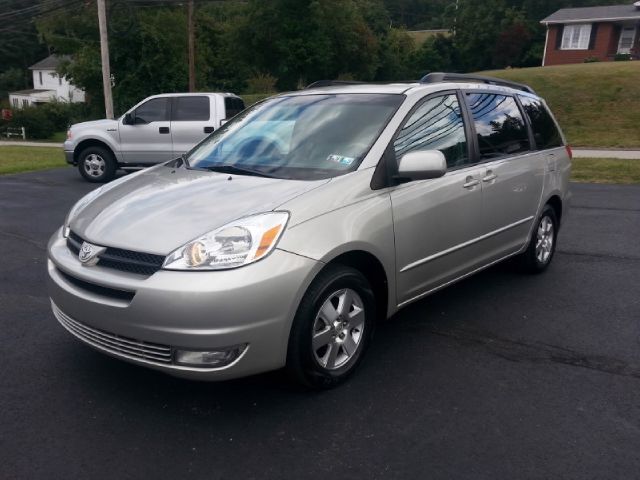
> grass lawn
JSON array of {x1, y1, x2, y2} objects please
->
[
  {"x1": 1, "y1": 147, "x2": 638, "y2": 184},
  {"x1": 0, "y1": 146, "x2": 66, "y2": 175},
  {"x1": 572, "y1": 158, "x2": 640, "y2": 184},
  {"x1": 481, "y1": 62, "x2": 640, "y2": 149}
]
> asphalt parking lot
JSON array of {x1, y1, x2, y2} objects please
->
[{"x1": 1, "y1": 167, "x2": 639, "y2": 479}]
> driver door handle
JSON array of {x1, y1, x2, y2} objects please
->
[
  {"x1": 482, "y1": 171, "x2": 498, "y2": 182},
  {"x1": 463, "y1": 177, "x2": 480, "y2": 189},
  {"x1": 159, "y1": 127, "x2": 170, "y2": 134}
]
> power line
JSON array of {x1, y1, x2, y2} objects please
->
[{"x1": 0, "y1": 0, "x2": 83, "y2": 21}]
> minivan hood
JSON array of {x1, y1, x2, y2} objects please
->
[{"x1": 71, "y1": 166, "x2": 328, "y2": 254}]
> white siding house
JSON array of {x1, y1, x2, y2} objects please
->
[{"x1": 8, "y1": 55, "x2": 85, "y2": 108}]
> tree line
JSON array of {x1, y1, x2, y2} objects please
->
[{"x1": 0, "y1": 0, "x2": 622, "y2": 116}]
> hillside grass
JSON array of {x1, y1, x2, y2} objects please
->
[
  {"x1": 0, "y1": 146, "x2": 66, "y2": 175},
  {"x1": 572, "y1": 158, "x2": 640, "y2": 184},
  {"x1": 482, "y1": 62, "x2": 640, "y2": 148}
]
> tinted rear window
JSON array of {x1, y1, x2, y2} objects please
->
[
  {"x1": 173, "y1": 96, "x2": 210, "y2": 121},
  {"x1": 224, "y1": 97, "x2": 245, "y2": 119},
  {"x1": 466, "y1": 93, "x2": 530, "y2": 159},
  {"x1": 518, "y1": 96, "x2": 563, "y2": 150}
]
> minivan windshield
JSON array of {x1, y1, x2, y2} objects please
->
[{"x1": 185, "y1": 93, "x2": 403, "y2": 180}]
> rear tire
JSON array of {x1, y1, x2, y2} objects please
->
[
  {"x1": 78, "y1": 146, "x2": 116, "y2": 183},
  {"x1": 517, "y1": 204, "x2": 558, "y2": 274},
  {"x1": 286, "y1": 265, "x2": 376, "y2": 389}
]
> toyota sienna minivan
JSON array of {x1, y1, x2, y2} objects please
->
[{"x1": 47, "y1": 73, "x2": 571, "y2": 388}]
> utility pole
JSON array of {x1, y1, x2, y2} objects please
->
[
  {"x1": 187, "y1": 0, "x2": 196, "y2": 92},
  {"x1": 97, "y1": 0, "x2": 114, "y2": 119}
]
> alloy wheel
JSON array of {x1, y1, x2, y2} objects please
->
[
  {"x1": 83, "y1": 154, "x2": 106, "y2": 178},
  {"x1": 535, "y1": 215, "x2": 554, "y2": 265},
  {"x1": 312, "y1": 288, "x2": 365, "y2": 370}
]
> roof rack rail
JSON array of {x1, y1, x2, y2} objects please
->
[
  {"x1": 305, "y1": 80, "x2": 364, "y2": 89},
  {"x1": 420, "y1": 72, "x2": 536, "y2": 94}
]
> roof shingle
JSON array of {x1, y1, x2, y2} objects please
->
[
  {"x1": 541, "y1": 4, "x2": 640, "y2": 24},
  {"x1": 28, "y1": 54, "x2": 71, "y2": 71}
]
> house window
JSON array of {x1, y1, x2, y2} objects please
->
[
  {"x1": 39, "y1": 71, "x2": 43, "y2": 85},
  {"x1": 12, "y1": 98, "x2": 18, "y2": 108},
  {"x1": 22, "y1": 99, "x2": 29, "y2": 108},
  {"x1": 59, "y1": 75, "x2": 62, "y2": 86},
  {"x1": 618, "y1": 27, "x2": 636, "y2": 54},
  {"x1": 561, "y1": 24, "x2": 591, "y2": 50}
]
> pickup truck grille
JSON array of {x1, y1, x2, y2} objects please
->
[{"x1": 67, "y1": 231, "x2": 165, "y2": 276}]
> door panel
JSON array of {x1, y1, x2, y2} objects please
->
[
  {"x1": 463, "y1": 92, "x2": 543, "y2": 259},
  {"x1": 120, "y1": 97, "x2": 173, "y2": 164},
  {"x1": 389, "y1": 92, "x2": 485, "y2": 305},
  {"x1": 391, "y1": 167, "x2": 485, "y2": 305},
  {"x1": 171, "y1": 96, "x2": 215, "y2": 156},
  {"x1": 480, "y1": 153, "x2": 544, "y2": 259}
]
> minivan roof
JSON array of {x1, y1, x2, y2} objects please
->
[{"x1": 288, "y1": 82, "x2": 540, "y2": 99}]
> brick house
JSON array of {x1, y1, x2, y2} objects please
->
[{"x1": 541, "y1": 2, "x2": 640, "y2": 66}]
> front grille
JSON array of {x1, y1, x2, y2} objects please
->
[
  {"x1": 56, "y1": 268, "x2": 135, "y2": 302},
  {"x1": 67, "y1": 231, "x2": 165, "y2": 276},
  {"x1": 52, "y1": 302, "x2": 173, "y2": 365}
]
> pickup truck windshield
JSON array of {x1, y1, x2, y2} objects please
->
[{"x1": 185, "y1": 93, "x2": 403, "y2": 180}]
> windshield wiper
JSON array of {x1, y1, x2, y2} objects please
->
[{"x1": 203, "y1": 164, "x2": 274, "y2": 178}]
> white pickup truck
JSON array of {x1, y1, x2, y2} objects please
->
[{"x1": 64, "y1": 92, "x2": 245, "y2": 182}]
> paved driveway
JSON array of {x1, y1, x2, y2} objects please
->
[{"x1": 1, "y1": 168, "x2": 639, "y2": 479}]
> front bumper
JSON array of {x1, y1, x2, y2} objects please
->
[
  {"x1": 64, "y1": 150, "x2": 75, "y2": 165},
  {"x1": 47, "y1": 228, "x2": 321, "y2": 380},
  {"x1": 63, "y1": 140, "x2": 75, "y2": 165}
]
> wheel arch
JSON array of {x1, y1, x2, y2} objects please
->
[
  {"x1": 545, "y1": 194, "x2": 563, "y2": 227},
  {"x1": 320, "y1": 249, "x2": 390, "y2": 322},
  {"x1": 73, "y1": 139, "x2": 117, "y2": 165}
]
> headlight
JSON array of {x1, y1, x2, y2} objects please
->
[{"x1": 163, "y1": 212, "x2": 289, "y2": 271}]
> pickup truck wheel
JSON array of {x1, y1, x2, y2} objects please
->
[
  {"x1": 286, "y1": 265, "x2": 375, "y2": 389},
  {"x1": 78, "y1": 146, "x2": 116, "y2": 183}
]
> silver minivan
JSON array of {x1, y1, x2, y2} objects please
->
[
  {"x1": 64, "y1": 93, "x2": 245, "y2": 182},
  {"x1": 48, "y1": 74, "x2": 571, "y2": 388}
]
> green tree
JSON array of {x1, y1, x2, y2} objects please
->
[
  {"x1": 234, "y1": 0, "x2": 382, "y2": 90},
  {"x1": 37, "y1": 2, "x2": 190, "y2": 115}
]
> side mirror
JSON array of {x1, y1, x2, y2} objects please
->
[
  {"x1": 123, "y1": 112, "x2": 134, "y2": 125},
  {"x1": 396, "y1": 150, "x2": 447, "y2": 181}
]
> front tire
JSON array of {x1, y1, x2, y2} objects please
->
[
  {"x1": 78, "y1": 146, "x2": 116, "y2": 183},
  {"x1": 286, "y1": 265, "x2": 376, "y2": 389},
  {"x1": 517, "y1": 204, "x2": 558, "y2": 273}
]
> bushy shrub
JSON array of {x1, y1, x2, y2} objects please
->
[
  {"x1": 244, "y1": 73, "x2": 278, "y2": 94},
  {"x1": 614, "y1": 53, "x2": 631, "y2": 61},
  {"x1": 583, "y1": 56, "x2": 600, "y2": 63},
  {"x1": 6, "y1": 101, "x2": 94, "y2": 139}
]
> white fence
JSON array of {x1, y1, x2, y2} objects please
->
[{"x1": 3, "y1": 127, "x2": 26, "y2": 140}]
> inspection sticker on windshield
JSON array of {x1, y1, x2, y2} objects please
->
[{"x1": 327, "y1": 154, "x2": 355, "y2": 166}]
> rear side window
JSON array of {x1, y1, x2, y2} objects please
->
[
  {"x1": 466, "y1": 93, "x2": 530, "y2": 159},
  {"x1": 518, "y1": 96, "x2": 563, "y2": 150},
  {"x1": 134, "y1": 98, "x2": 169, "y2": 123},
  {"x1": 224, "y1": 97, "x2": 245, "y2": 119},
  {"x1": 172, "y1": 96, "x2": 210, "y2": 121},
  {"x1": 394, "y1": 94, "x2": 468, "y2": 168}
]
